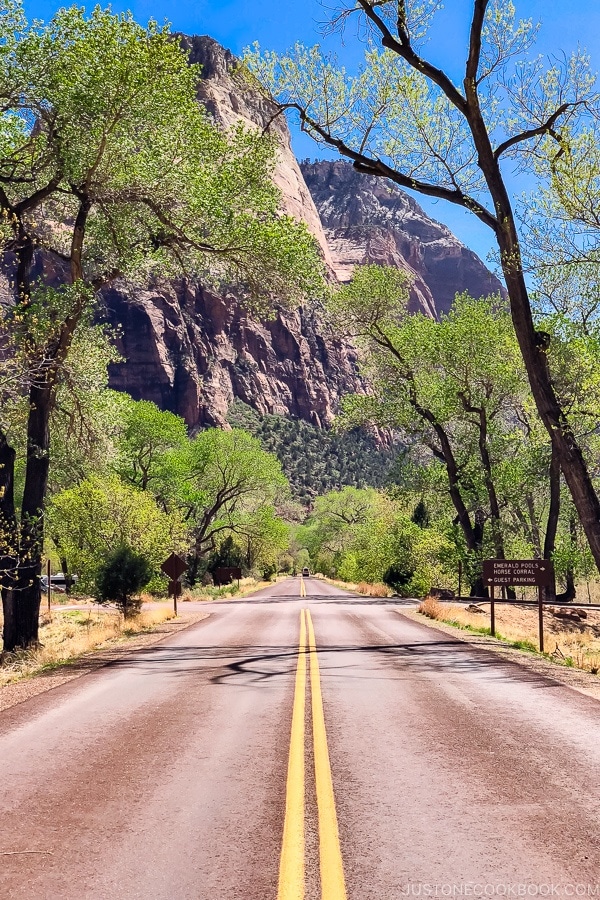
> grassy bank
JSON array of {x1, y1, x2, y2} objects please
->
[
  {"x1": 418, "y1": 595, "x2": 600, "y2": 674},
  {"x1": 318, "y1": 575, "x2": 392, "y2": 597},
  {"x1": 176, "y1": 576, "x2": 275, "y2": 602}
]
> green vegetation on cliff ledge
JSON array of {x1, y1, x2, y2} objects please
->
[{"x1": 227, "y1": 400, "x2": 399, "y2": 504}]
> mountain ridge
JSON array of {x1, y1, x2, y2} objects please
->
[
  {"x1": 301, "y1": 159, "x2": 504, "y2": 316},
  {"x1": 104, "y1": 35, "x2": 505, "y2": 430}
]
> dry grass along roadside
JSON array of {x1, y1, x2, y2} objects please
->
[
  {"x1": 418, "y1": 595, "x2": 600, "y2": 674},
  {"x1": 0, "y1": 606, "x2": 176, "y2": 688}
]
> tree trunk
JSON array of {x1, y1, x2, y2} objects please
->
[
  {"x1": 438, "y1": 440, "x2": 487, "y2": 595},
  {"x1": 465, "y1": 99, "x2": 600, "y2": 576},
  {"x1": 473, "y1": 406, "x2": 518, "y2": 597},
  {"x1": 0, "y1": 430, "x2": 17, "y2": 575},
  {"x1": 557, "y1": 569, "x2": 576, "y2": 604},
  {"x1": 468, "y1": 509, "x2": 486, "y2": 597},
  {"x1": 60, "y1": 558, "x2": 74, "y2": 594},
  {"x1": 186, "y1": 551, "x2": 201, "y2": 586},
  {"x1": 556, "y1": 516, "x2": 577, "y2": 603},
  {"x1": 3, "y1": 380, "x2": 53, "y2": 651},
  {"x1": 501, "y1": 255, "x2": 600, "y2": 573},
  {"x1": 300, "y1": 10, "x2": 600, "y2": 583},
  {"x1": 525, "y1": 493, "x2": 543, "y2": 559},
  {"x1": 461, "y1": 400, "x2": 507, "y2": 562},
  {"x1": 541, "y1": 445, "x2": 561, "y2": 603},
  {"x1": 1, "y1": 193, "x2": 91, "y2": 651},
  {"x1": 2, "y1": 584, "x2": 41, "y2": 651},
  {"x1": 0, "y1": 431, "x2": 18, "y2": 652}
]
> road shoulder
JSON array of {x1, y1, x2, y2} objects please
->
[
  {"x1": 400, "y1": 608, "x2": 600, "y2": 702},
  {"x1": 0, "y1": 610, "x2": 210, "y2": 715}
]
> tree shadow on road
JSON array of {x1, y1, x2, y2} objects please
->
[
  {"x1": 102, "y1": 636, "x2": 566, "y2": 692},
  {"x1": 219, "y1": 594, "x2": 415, "y2": 605}
]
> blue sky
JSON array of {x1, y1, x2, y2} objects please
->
[{"x1": 21, "y1": 1, "x2": 600, "y2": 267}]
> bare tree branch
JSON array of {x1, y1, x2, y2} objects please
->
[
  {"x1": 466, "y1": 0, "x2": 490, "y2": 82},
  {"x1": 355, "y1": 0, "x2": 468, "y2": 115},
  {"x1": 493, "y1": 102, "x2": 583, "y2": 160},
  {"x1": 288, "y1": 102, "x2": 500, "y2": 232}
]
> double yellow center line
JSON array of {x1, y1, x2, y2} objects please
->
[{"x1": 278, "y1": 609, "x2": 347, "y2": 900}]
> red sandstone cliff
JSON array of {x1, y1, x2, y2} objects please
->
[
  {"x1": 105, "y1": 36, "x2": 505, "y2": 430},
  {"x1": 301, "y1": 160, "x2": 504, "y2": 316},
  {"x1": 105, "y1": 280, "x2": 362, "y2": 429}
]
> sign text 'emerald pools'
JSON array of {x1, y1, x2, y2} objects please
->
[{"x1": 482, "y1": 559, "x2": 555, "y2": 587}]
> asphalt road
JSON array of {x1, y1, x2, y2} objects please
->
[{"x1": 0, "y1": 577, "x2": 599, "y2": 899}]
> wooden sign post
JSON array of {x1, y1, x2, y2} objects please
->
[
  {"x1": 482, "y1": 559, "x2": 555, "y2": 651},
  {"x1": 47, "y1": 559, "x2": 52, "y2": 618}
]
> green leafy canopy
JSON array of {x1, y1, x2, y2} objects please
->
[{"x1": 0, "y1": 3, "x2": 325, "y2": 308}]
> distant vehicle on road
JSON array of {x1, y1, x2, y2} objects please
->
[
  {"x1": 40, "y1": 573, "x2": 78, "y2": 593},
  {"x1": 301, "y1": 567, "x2": 310, "y2": 577}
]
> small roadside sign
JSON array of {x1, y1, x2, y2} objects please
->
[
  {"x1": 161, "y1": 552, "x2": 187, "y2": 581},
  {"x1": 482, "y1": 558, "x2": 555, "y2": 652},
  {"x1": 482, "y1": 559, "x2": 554, "y2": 587},
  {"x1": 161, "y1": 553, "x2": 187, "y2": 614},
  {"x1": 214, "y1": 566, "x2": 242, "y2": 587}
]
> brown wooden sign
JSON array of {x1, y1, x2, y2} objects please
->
[
  {"x1": 161, "y1": 552, "x2": 187, "y2": 581},
  {"x1": 214, "y1": 566, "x2": 242, "y2": 587},
  {"x1": 168, "y1": 580, "x2": 182, "y2": 597},
  {"x1": 483, "y1": 559, "x2": 554, "y2": 587},
  {"x1": 483, "y1": 559, "x2": 554, "y2": 654}
]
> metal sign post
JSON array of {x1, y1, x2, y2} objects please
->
[
  {"x1": 490, "y1": 582, "x2": 495, "y2": 637},
  {"x1": 482, "y1": 559, "x2": 555, "y2": 651},
  {"x1": 161, "y1": 553, "x2": 187, "y2": 614}
]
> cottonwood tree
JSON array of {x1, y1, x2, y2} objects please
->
[
  {"x1": 113, "y1": 398, "x2": 189, "y2": 498},
  {"x1": 83, "y1": 395, "x2": 292, "y2": 582},
  {"x1": 46, "y1": 324, "x2": 123, "y2": 494},
  {"x1": 110, "y1": 405, "x2": 290, "y2": 579},
  {"x1": 329, "y1": 266, "x2": 565, "y2": 594},
  {"x1": 328, "y1": 266, "x2": 486, "y2": 588},
  {"x1": 247, "y1": 0, "x2": 600, "y2": 575},
  {"x1": 301, "y1": 485, "x2": 455, "y2": 593},
  {"x1": 46, "y1": 474, "x2": 186, "y2": 593},
  {"x1": 149, "y1": 428, "x2": 289, "y2": 584},
  {"x1": 302, "y1": 485, "x2": 382, "y2": 556},
  {"x1": 0, "y1": 5, "x2": 322, "y2": 650},
  {"x1": 236, "y1": 506, "x2": 289, "y2": 575},
  {"x1": 176, "y1": 428, "x2": 289, "y2": 582}
]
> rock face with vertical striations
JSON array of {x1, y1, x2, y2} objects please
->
[
  {"x1": 104, "y1": 36, "x2": 505, "y2": 431},
  {"x1": 179, "y1": 34, "x2": 335, "y2": 269},
  {"x1": 105, "y1": 279, "x2": 361, "y2": 429}
]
